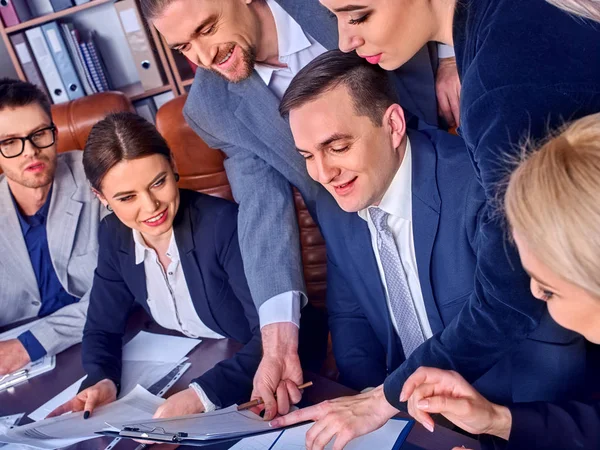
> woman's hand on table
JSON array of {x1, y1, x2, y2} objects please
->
[
  {"x1": 46, "y1": 378, "x2": 117, "y2": 419},
  {"x1": 402, "y1": 367, "x2": 512, "y2": 440}
]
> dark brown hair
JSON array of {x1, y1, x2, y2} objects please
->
[
  {"x1": 279, "y1": 50, "x2": 398, "y2": 126},
  {"x1": 83, "y1": 112, "x2": 172, "y2": 190},
  {"x1": 0, "y1": 78, "x2": 52, "y2": 120}
]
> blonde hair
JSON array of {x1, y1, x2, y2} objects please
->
[
  {"x1": 546, "y1": 0, "x2": 600, "y2": 22},
  {"x1": 505, "y1": 113, "x2": 600, "y2": 298}
]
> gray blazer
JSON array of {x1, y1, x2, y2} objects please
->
[
  {"x1": 0, "y1": 151, "x2": 104, "y2": 356},
  {"x1": 183, "y1": 0, "x2": 438, "y2": 308}
]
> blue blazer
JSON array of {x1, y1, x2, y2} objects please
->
[
  {"x1": 81, "y1": 190, "x2": 260, "y2": 408},
  {"x1": 318, "y1": 129, "x2": 587, "y2": 404}
]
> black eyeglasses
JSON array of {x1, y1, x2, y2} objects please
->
[{"x1": 0, "y1": 125, "x2": 57, "y2": 159}]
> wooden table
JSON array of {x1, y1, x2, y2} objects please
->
[{"x1": 0, "y1": 314, "x2": 480, "y2": 450}]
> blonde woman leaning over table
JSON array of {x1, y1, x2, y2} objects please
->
[{"x1": 402, "y1": 113, "x2": 600, "y2": 450}]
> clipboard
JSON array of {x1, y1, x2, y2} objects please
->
[{"x1": 0, "y1": 355, "x2": 55, "y2": 391}]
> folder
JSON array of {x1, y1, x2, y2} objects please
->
[
  {"x1": 60, "y1": 22, "x2": 96, "y2": 95},
  {"x1": 41, "y1": 21, "x2": 84, "y2": 100},
  {"x1": 0, "y1": 0, "x2": 31, "y2": 27},
  {"x1": 26, "y1": 0, "x2": 53, "y2": 17},
  {"x1": 114, "y1": 0, "x2": 163, "y2": 90},
  {"x1": 25, "y1": 26, "x2": 69, "y2": 104},
  {"x1": 134, "y1": 98, "x2": 157, "y2": 124},
  {"x1": 151, "y1": 90, "x2": 174, "y2": 109},
  {"x1": 86, "y1": 30, "x2": 111, "y2": 91},
  {"x1": 10, "y1": 32, "x2": 50, "y2": 97},
  {"x1": 48, "y1": 0, "x2": 70, "y2": 12}
]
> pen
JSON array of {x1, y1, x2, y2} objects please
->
[{"x1": 237, "y1": 381, "x2": 313, "y2": 411}]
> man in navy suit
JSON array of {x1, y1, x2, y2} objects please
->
[{"x1": 274, "y1": 50, "x2": 588, "y2": 448}]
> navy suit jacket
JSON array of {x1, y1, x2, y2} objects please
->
[
  {"x1": 81, "y1": 190, "x2": 260, "y2": 408},
  {"x1": 318, "y1": 129, "x2": 586, "y2": 404}
]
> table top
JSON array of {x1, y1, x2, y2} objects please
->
[{"x1": 1, "y1": 313, "x2": 480, "y2": 450}]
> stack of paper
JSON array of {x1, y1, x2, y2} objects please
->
[
  {"x1": 0, "y1": 386, "x2": 163, "y2": 449},
  {"x1": 28, "y1": 331, "x2": 200, "y2": 421}
]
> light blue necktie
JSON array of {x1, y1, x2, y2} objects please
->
[{"x1": 369, "y1": 207, "x2": 425, "y2": 358}]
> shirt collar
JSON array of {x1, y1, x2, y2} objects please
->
[
  {"x1": 133, "y1": 229, "x2": 179, "y2": 265},
  {"x1": 358, "y1": 137, "x2": 413, "y2": 222},
  {"x1": 254, "y1": 0, "x2": 312, "y2": 86},
  {"x1": 10, "y1": 185, "x2": 53, "y2": 235}
]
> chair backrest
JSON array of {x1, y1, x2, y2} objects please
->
[
  {"x1": 52, "y1": 91, "x2": 135, "y2": 153},
  {"x1": 156, "y1": 94, "x2": 327, "y2": 309},
  {"x1": 155, "y1": 95, "x2": 232, "y2": 200}
]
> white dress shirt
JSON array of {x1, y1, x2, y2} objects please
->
[
  {"x1": 133, "y1": 230, "x2": 224, "y2": 412},
  {"x1": 253, "y1": 0, "x2": 326, "y2": 328},
  {"x1": 358, "y1": 139, "x2": 434, "y2": 341}
]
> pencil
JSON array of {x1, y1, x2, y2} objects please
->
[{"x1": 237, "y1": 381, "x2": 313, "y2": 411}]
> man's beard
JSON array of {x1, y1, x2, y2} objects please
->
[
  {"x1": 5, "y1": 157, "x2": 56, "y2": 189},
  {"x1": 209, "y1": 43, "x2": 257, "y2": 83}
]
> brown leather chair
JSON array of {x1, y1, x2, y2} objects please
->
[
  {"x1": 52, "y1": 92, "x2": 135, "y2": 153},
  {"x1": 156, "y1": 95, "x2": 335, "y2": 377}
]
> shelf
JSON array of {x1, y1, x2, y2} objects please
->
[
  {"x1": 182, "y1": 78, "x2": 194, "y2": 87},
  {"x1": 118, "y1": 82, "x2": 172, "y2": 101},
  {"x1": 5, "y1": 0, "x2": 114, "y2": 33}
]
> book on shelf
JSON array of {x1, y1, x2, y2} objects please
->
[
  {"x1": 47, "y1": 0, "x2": 71, "y2": 12},
  {"x1": 41, "y1": 21, "x2": 85, "y2": 100},
  {"x1": 60, "y1": 22, "x2": 96, "y2": 95},
  {"x1": 0, "y1": 0, "x2": 32, "y2": 27},
  {"x1": 10, "y1": 32, "x2": 49, "y2": 97},
  {"x1": 86, "y1": 30, "x2": 111, "y2": 91}
]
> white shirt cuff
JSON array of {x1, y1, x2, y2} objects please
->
[
  {"x1": 437, "y1": 43, "x2": 455, "y2": 59},
  {"x1": 190, "y1": 382, "x2": 218, "y2": 413},
  {"x1": 258, "y1": 291, "x2": 304, "y2": 329}
]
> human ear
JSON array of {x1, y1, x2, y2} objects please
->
[
  {"x1": 91, "y1": 187, "x2": 109, "y2": 209},
  {"x1": 385, "y1": 103, "x2": 406, "y2": 150}
]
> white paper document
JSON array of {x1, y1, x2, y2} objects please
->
[
  {"x1": 0, "y1": 386, "x2": 163, "y2": 449},
  {"x1": 28, "y1": 331, "x2": 200, "y2": 421},
  {"x1": 231, "y1": 419, "x2": 411, "y2": 450}
]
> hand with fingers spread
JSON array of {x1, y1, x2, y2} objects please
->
[
  {"x1": 251, "y1": 322, "x2": 303, "y2": 420},
  {"x1": 0, "y1": 339, "x2": 31, "y2": 375},
  {"x1": 269, "y1": 385, "x2": 399, "y2": 450},
  {"x1": 435, "y1": 56, "x2": 462, "y2": 128},
  {"x1": 401, "y1": 367, "x2": 512, "y2": 440},
  {"x1": 46, "y1": 378, "x2": 117, "y2": 419}
]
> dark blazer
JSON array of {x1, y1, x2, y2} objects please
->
[
  {"x1": 319, "y1": 129, "x2": 586, "y2": 404},
  {"x1": 81, "y1": 190, "x2": 260, "y2": 408}
]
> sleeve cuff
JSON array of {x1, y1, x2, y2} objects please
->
[
  {"x1": 438, "y1": 43, "x2": 455, "y2": 59},
  {"x1": 258, "y1": 291, "x2": 304, "y2": 329},
  {"x1": 17, "y1": 331, "x2": 47, "y2": 362},
  {"x1": 190, "y1": 382, "x2": 218, "y2": 413}
]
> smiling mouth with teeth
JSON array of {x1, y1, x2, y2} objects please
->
[
  {"x1": 145, "y1": 211, "x2": 165, "y2": 223},
  {"x1": 218, "y1": 46, "x2": 234, "y2": 65}
]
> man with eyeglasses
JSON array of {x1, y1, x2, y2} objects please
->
[{"x1": 0, "y1": 78, "x2": 104, "y2": 375}]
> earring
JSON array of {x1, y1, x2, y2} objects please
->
[
  {"x1": 107, "y1": 205, "x2": 113, "y2": 212},
  {"x1": 174, "y1": 173, "x2": 180, "y2": 182}
]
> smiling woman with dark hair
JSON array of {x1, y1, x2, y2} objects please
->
[{"x1": 48, "y1": 112, "x2": 262, "y2": 420}]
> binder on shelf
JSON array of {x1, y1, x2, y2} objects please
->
[
  {"x1": 0, "y1": 0, "x2": 31, "y2": 27},
  {"x1": 60, "y1": 22, "x2": 96, "y2": 95},
  {"x1": 134, "y1": 98, "x2": 157, "y2": 124},
  {"x1": 152, "y1": 91, "x2": 174, "y2": 109},
  {"x1": 41, "y1": 21, "x2": 84, "y2": 100},
  {"x1": 78, "y1": 38, "x2": 102, "y2": 92},
  {"x1": 26, "y1": 0, "x2": 53, "y2": 18},
  {"x1": 10, "y1": 32, "x2": 49, "y2": 97},
  {"x1": 72, "y1": 0, "x2": 88, "y2": 5},
  {"x1": 25, "y1": 26, "x2": 69, "y2": 104},
  {"x1": 115, "y1": 0, "x2": 164, "y2": 90},
  {"x1": 48, "y1": 0, "x2": 70, "y2": 12}
]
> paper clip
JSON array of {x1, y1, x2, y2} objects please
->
[
  {"x1": 0, "y1": 369, "x2": 29, "y2": 390},
  {"x1": 119, "y1": 425, "x2": 189, "y2": 442}
]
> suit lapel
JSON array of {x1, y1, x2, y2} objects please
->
[
  {"x1": 46, "y1": 157, "x2": 83, "y2": 291},
  {"x1": 117, "y1": 229, "x2": 149, "y2": 306},
  {"x1": 174, "y1": 201, "x2": 226, "y2": 336},
  {"x1": 0, "y1": 179, "x2": 40, "y2": 302},
  {"x1": 409, "y1": 130, "x2": 444, "y2": 334},
  {"x1": 276, "y1": 0, "x2": 339, "y2": 50}
]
